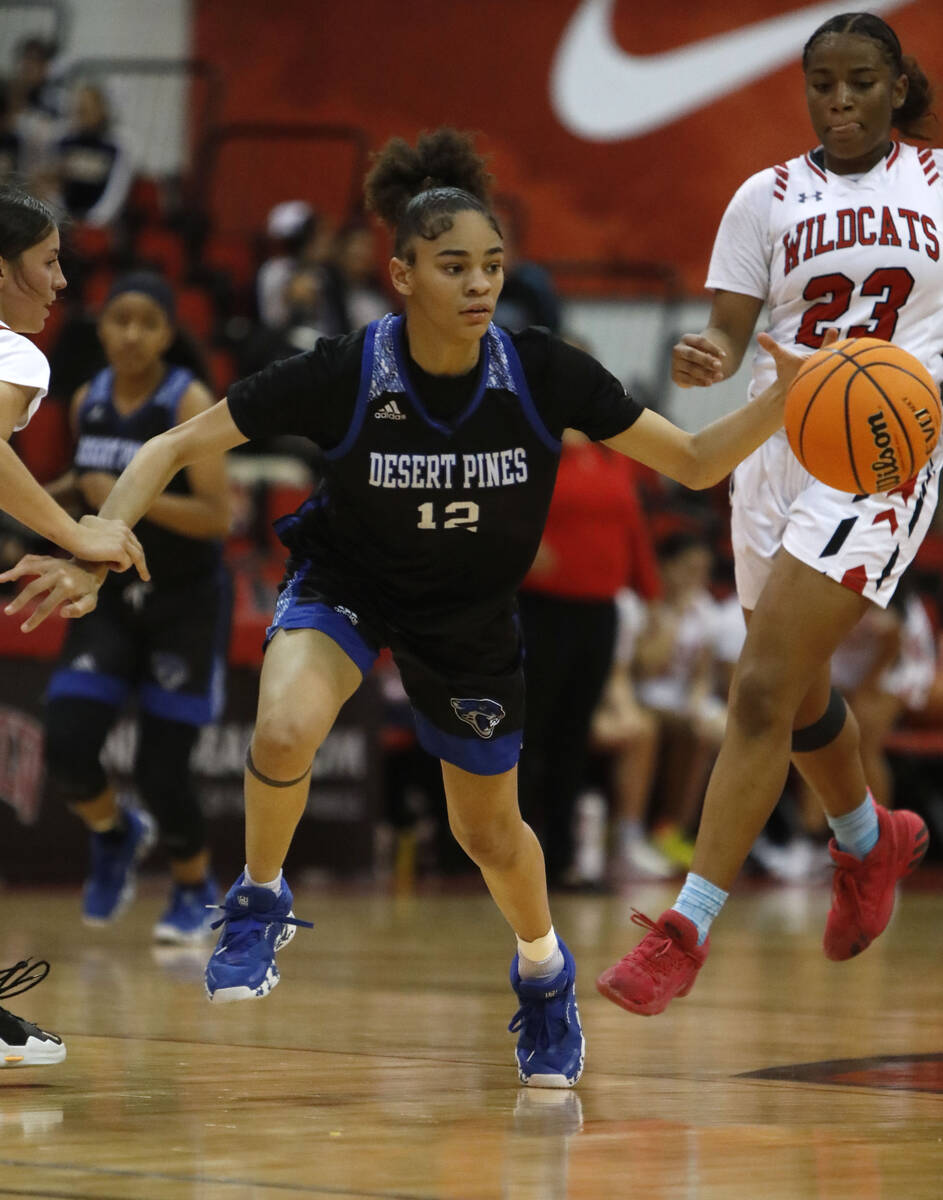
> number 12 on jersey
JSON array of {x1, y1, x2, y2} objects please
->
[{"x1": 417, "y1": 501, "x2": 480, "y2": 532}]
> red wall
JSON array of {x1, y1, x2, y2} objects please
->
[{"x1": 194, "y1": 1, "x2": 943, "y2": 291}]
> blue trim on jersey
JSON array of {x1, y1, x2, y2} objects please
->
[
  {"x1": 412, "y1": 709, "x2": 522, "y2": 775},
  {"x1": 493, "y1": 326, "x2": 561, "y2": 454},
  {"x1": 323, "y1": 320, "x2": 379, "y2": 462},
  {"x1": 272, "y1": 492, "x2": 327, "y2": 546},
  {"x1": 47, "y1": 669, "x2": 129, "y2": 708},
  {"x1": 391, "y1": 314, "x2": 493, "y2": 436},
  {"x1": 139, "y1": 683, "x2": 214, "y2": 726},
  {"x1": 82, "y1": 365, "x2": 193, "y2": 427},
  {"x1": 265, "y1": 600, "x2": 378, "y2": 676}
]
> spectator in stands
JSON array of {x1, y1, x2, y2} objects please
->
[
  {"x1": 518, "y1": 395, "x2": 659, "y2": 888},
  {"x1": 255, "y1": 200, "x2": 332, "y2": 330},
  {"x1": 322, "y1": 221, "x2": 390, "y2": 332},
  {"x1": 830, "y1": 582, "x2": 936, "y2": 808},
  {"x1": 237, "y1": 266, "x2": 335, "y2": 398},
  {"x1": 586, "y1": 587, "x2": 671, "y2": 882},
  {"x1": 493, "y1": 198, "x2": 561, "y2": 334},
  {"x1": 634, "y1": 532, "x2": 726, "y2": 872},
  {"x1": 7, "y1": 36, "x2": 60, "y2": 173},
  {"x1": 41, "y1": 272, "x2": 231, "y2": 945},
  {"x1": 46, "y1": 81, "x2": 133, "y2": 228},
  {"x1": 0, "y1": 80, "x2": 28, "y2": 181}
]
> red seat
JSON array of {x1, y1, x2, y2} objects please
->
[
  {"x1": 175, "y1": 284, "x2": 216, "y2": 341},
  {"x1": 134, "y1": 227, "x2": 187, "y2": 283},
  {"x1": 126, "y1": 176, "x2": 165, "y2": 225},
  {"x1": 82, "y1": 267, "x2": 116, "y2": 311},
  {"x1": 68, "y1": 222, "x2": 114, "y2": 264},
  {"x1": 208, "y1": 347, "x2": 237, "y2": 396},
  {"x1": 202, "y1": 233, "x2": 256, "y2": 295}
]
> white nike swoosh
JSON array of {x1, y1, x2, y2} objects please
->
[{"x1": 550, "y1": 0, "x2": 907, "y2": 141}]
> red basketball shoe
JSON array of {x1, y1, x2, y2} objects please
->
[
  {"x1": 824, "y1": 805, "x2": 929, "y2": 962},
  {"x1": 595, "y1": 909, "x2": 709, "y2": 1016}
]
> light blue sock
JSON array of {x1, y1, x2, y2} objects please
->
[
  {"x1": 673, "y1": 872, "x2": 729, "y2": 946},
  {"x1": 827, "y1": 793, "x2": 879, "y2": 860}
]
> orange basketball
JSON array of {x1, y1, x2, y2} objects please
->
[{"x1": 784, "y1": 337, "x2": 941, "y2": 493}]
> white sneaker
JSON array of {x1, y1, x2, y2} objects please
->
[{"x1": 616, "y1": 837, "x2": 676, "y2": 881}]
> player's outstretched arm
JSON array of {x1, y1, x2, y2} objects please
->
[
  {"x1": 98, "y1": 397, "x2": 247, "y2": 530},
  {"x1": 0, "y1": 377, "x2": 147, "y2": 577},
  {"x1": 605, "y1": 330, "x2": 837, "y2": 490},
  {"x1": 2, "y1": 398, "x2": 247, "y2": 630}
]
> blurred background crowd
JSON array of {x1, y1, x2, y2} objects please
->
[{"x1": 3, "y1": 1, "x2": 943, "y2": 898}]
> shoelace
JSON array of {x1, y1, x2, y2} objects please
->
[
  {"x1": 628, "y1": 910, "x2": 700, "y2": 976},
  {"x1": 832, "y1": 864, "x2": 865, "y2": 911},
  {"x1": 508, "y1": 987, "x2": 570, "y2": 1050},
  {"x1": 0, "y1": 958, "x2": 50, "y2": 1002},
  {"x1": 208, "y1": 900, "x2": 314, "y2": 937}
]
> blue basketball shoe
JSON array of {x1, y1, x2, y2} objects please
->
[
  {"x1": 509, "y1": 939, "x2": 585, "y2": 1088},
  {"x1": 83, "y1": 806, "x2": 157, "y2": 925},
  {"x1": 153, "y1": 877, "x2": 219, "y2": 944},
  {"x1": 205, "y1": 874, "x2": 312, "y2": 1003}
]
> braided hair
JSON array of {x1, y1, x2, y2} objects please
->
[{"x1": 802, "y1": 12, "x2": 936, "y2": 140}]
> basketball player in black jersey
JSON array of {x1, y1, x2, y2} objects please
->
[
  {"x1": 42, "y1": 273, "x2": 231, "y2": 943},
  {"x1": 5, "y1": 129, "x2": 818, "y2": 1087}
]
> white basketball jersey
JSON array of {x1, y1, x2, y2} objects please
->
[{"x1": 706, "y1": 141, "x2": 943, "y2": 401}]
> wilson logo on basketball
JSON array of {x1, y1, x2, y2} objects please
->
[
  {"x1": 867, "y1": 411, "x2": 902, "y2": 491},
  {"x1": 914, "y1": 407, "x2": 938, "y2": 449}
]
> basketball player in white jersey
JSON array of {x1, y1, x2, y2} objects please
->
[
  {"x1": 598, "y1": 11, "x2": 940, "y2": 1016},
  {"x1": 0, "y1": 183, "x2": 145, "y2": 1066}
]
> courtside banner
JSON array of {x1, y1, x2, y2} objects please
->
[{"x1": 194, "y1": 1, "x2": 942, "y2": 291}]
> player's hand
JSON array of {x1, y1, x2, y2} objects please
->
[
  {"x1": 0, "y1": 554, "x2": 105, "y2": 631},
  {"x1": 70, "y1": 514, "x2": 149, "y2": 580},
  {"x1": 672, "y1": 334, "x2": 726, "y2": 388},
  {"x1": 758, "y1": 327, "x2": 839, "y2": 393}
]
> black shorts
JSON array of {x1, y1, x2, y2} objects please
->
[
  {"x1": 266, "y1": 559, "x2": 524, "y2": 775},
  {"x1": 47, "y1": 569, "x2": 232, "y2": 726}
]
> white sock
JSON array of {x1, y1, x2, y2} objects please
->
[
  {"x1": 516, "y1": 927, "x2": 564, "y2": 980},
  {"x1": 244, "y1": 866, "x2": 282, "y2": 894}
]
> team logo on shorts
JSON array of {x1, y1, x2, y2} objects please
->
[
  {"x1": 150, "y1": 652, "x2": 189, "y2": 692},
  {"x1": 450, "y1": 697, "x2": 506, "y2": 739}
]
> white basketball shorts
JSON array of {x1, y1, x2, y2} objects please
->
[{"x1": 730, "y1": 430, "x2": 940, "y2": 612}]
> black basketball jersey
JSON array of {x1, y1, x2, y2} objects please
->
[
  {"x1": 227, "y1": 315, "x2": 642, "y2": 635},
  {"x1": 75, "y1": 366, "x2": 222, "y2": 586}
]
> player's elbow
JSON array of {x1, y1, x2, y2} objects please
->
[{"x1": 675, "y1": 438, "x2": 716, "y2": 491}]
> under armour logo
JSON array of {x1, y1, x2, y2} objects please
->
[
  {"x1": 798, "y1": 191, "x2": 823, "y2": 203},
  {"x1": 375, "y1": 399, "x2": 406, "y2": 420},
  {"x1": 450, "y1": 697, "x2": 506, "y2": 739}
]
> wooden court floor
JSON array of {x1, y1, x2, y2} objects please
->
[{"x1": 0, "y1": 876, "x2": 940, "y2": 1199}]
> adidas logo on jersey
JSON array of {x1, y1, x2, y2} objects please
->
[{"x1": 375, "y1": 399, "x2": 406, "y2": 420}]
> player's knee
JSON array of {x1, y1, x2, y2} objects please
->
[
  {"x1": 728, "y1": 666, "x2": 791, "y2": 740},
  {"x1": 44, "y1": 713, "x2": 107, "y2": 805},
  {"x1": 450, "y1": 811, "x2": 519, "y2": 870},
  {"x1": 251, "y1": 713, "x2": 319, "y2": 778}
]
